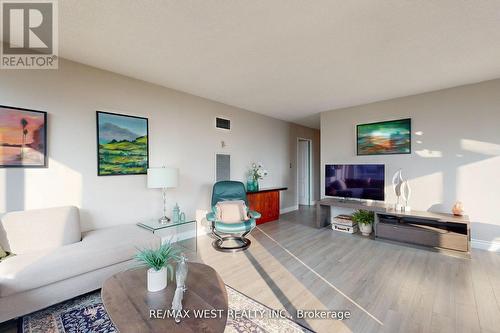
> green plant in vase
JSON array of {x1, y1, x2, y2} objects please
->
[
  {"x1": 135, "y1": 241, "x2": 180, "y2": 292},
  {"x1": 352, "y1": 210, "x2": 374, "y2": 236},
  {"x1": 247, "y1": 162, "x2": 268, "y2": 192}
]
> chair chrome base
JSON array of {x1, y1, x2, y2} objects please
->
[{"x1": 212, "y1": 236, "x2": 251, "y2": 252}]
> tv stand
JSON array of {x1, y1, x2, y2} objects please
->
[
  {"x1": 316, "y1": 198, "x2": 388, "y2": 228},
  {"x1": 335, "y1": 198, "x2": 360, "y2": 203},
  {"x1": 317, "y1": 198, "x2": 470, "y2": 255}
]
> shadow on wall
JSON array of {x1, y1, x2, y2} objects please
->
[
  {"x1": 406, "y1": 134, "x2": 499, "y2": 240},
  {"x1": 2, "y1": 157, "x2": 84, "y2": 227},
  {"x1": 195, "y1": 182, "x2": 213, "y2": 233},
  {"x1": 413, "y1": 134, "x2": 499, "y2": 195},
  {"x1": 471, "y1": 223, "x2": 500, "y2": 246},
  {"x1": 5, "y1": 169, "x2": 25, "y2": 212}
]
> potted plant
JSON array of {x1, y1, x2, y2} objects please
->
[
  {"x1": 352, "y1": 210, "x2": 374, "y2": 236},
  {"x1": 135, "y1": 242, "x2": 180, "y2": 292},
  {"x1": 247, "y1": 162, "x2": 268, "y2": 192}
]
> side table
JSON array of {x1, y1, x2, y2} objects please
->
[{"x1": 137, "y1": 218, "x2": 197, "y2": 253}]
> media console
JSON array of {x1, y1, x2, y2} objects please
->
[{"x1": 317, "y1": 198, "x2": 470, "y2": 256}]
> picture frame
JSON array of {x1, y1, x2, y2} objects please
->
[
  {"x1": 356, "y1": 118, "x2": 411, "y2": 156},
  {"x1": 0, "y1": 105, "x2": 48, "y2": 168},
  {"x1": 96, "y1": 111, "x2": 149, "y2": 176}
]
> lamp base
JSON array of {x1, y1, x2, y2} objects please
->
[{"x1": 159, "y1": 216, "x2": 171, "y2": 224}]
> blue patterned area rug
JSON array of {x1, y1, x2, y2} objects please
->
[{"x1": 22, "y1": 285, "x2": 313, "y2": 333}]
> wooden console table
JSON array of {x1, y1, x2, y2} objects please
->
[
  {"x1": 247, "y1": 187, "x2": 287, "y2": 224},
  {"x1": 317, "y1": 198, "x2": 471, "y2": 255}
]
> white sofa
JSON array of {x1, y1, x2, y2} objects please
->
[{"x1": 0, "y1": 206, "x2": 160, "y2": 322}]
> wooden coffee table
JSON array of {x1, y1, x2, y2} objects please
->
[{"x1": 101, "y1": 262, "x2": 228, "y2": 333}]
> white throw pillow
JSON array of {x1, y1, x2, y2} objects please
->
[
  {"x1": 215, "y1": 200, "x2": 249, "y2": 224},
  {"x1": 0, "y1": 206, "x2": 81, "y2": 254}
]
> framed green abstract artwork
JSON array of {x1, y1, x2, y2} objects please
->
[
  {"x1": 96, "y1": 111, "x2": 149, "y2": 176},
  {"x1": 357, "y1": 118, "x2": 411, "y2": 155}
]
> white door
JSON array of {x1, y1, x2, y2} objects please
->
[{"x1": 298, "y1": 140, "x2": 310, "y2": 205}]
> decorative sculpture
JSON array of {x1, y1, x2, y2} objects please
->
[
  {"x1": 392, "y1": 169, "x2": 403, "y2": 211},
  {"x1": 171, "y1": 256, "x2": 188, "y2": 323},
  {"x1": 401, "y1": 180, "x2": 411, "y2": 211},
  {"x1": 392, "y1": 169, "x2": 411, "y2": 211},
  {"x1": 452, "y1": 201, "x2": 465, "y2": 216}
]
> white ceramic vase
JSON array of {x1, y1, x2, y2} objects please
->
[
  {"x1": 147, "y1": 267, "x2": 167, "y2": 292},
  {"x1": 359, "y1": 223, "x2": 373, "y2": 236}
]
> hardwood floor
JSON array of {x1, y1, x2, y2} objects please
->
[
  {"x1": 4, "y1": 206, "x2": 499, "y2": 333},
  {"x1": 191, "y1": 206, "x2": 500, "y2": 333}
]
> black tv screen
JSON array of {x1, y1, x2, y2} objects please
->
[{"x1": 325, "y1": 164, "x2": 385, "y2": 201}]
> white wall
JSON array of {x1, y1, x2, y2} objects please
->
[
  {"x1": 321, "y1": 79, "x2": 500, "y2": 245},
  {"x1": 0, "y1": 59, "x2": 319, "y2": 231}
]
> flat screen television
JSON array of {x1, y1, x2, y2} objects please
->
[{"x1": 325, "y1": 164, "x2": 385, "y2": 201}]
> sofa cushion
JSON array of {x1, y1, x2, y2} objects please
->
[
  {"x1": 0, "y1": 224, "x2": 159, "y2": 297},
  {"x1": 0, "y1": 206, "x2": 81, "y2": 254}
]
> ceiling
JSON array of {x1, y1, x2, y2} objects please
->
[{"x1": 55, "y1": 1, "x2": 500, "y2": 128}]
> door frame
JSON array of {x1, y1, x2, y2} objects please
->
[{"x1": 296, "y1": 137, "x2": 313, "y2": 206}]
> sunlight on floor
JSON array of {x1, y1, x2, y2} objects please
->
[
  {"x1": 196, "y1": 232, "x2": 356, "y2": 332},
  {"x1": 256, "y1": 226, "x2": 384, "y2": 328}
]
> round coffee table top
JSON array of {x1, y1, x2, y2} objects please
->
[{"x1": 101, "y1": 262, "x2": 228, "y2": 333}]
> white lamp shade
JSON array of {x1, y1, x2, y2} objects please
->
[{"x1": 147, "y1": 167, "x2": 179, "y2": 189}]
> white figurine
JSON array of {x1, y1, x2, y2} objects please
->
[
  {"x1": 402, "y1": 180, "x2": 412, "y2": 211},
  {"x1": 392, "y1": 169, "x2": 403, "y2": 211},
  {"x1": 171, "y1": 256, "x2": 188, "y2": 323}
]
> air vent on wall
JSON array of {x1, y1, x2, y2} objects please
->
[
  {"x1": 216, "y1": 154, "x2": 231, "y2": 181},
  {"x1": 215, "y1": 117, "x2": 231, "y2": 130}
]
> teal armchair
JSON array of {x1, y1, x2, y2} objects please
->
[{"x1": 206, "y1": 181, "x2": 261, "y2": 252}]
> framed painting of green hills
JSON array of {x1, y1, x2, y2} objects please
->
[
  {"x1": 96, "y1": 111, "x2": 149, "y2": 176},
  {"x1": 357, "y1": 118, "x2": 411, "y2": 155}
]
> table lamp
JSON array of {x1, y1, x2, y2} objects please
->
[{"x1": 147, "y1": 167, "x2": 179, "y2": 224}]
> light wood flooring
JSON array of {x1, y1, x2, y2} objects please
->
[
  {"x1": 190, "y1": 206, "x2": 500, "y2": 333},
  {"x1": 3, "y1": 206, "x2": 500, "y2": 333}
]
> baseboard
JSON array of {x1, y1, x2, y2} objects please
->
[
  {"x1": 471, "y1": 239, "x2": 500, "y2": 252},
  {"x1": 280, "y1": 205, "x2": 298, "y2": 214}
]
